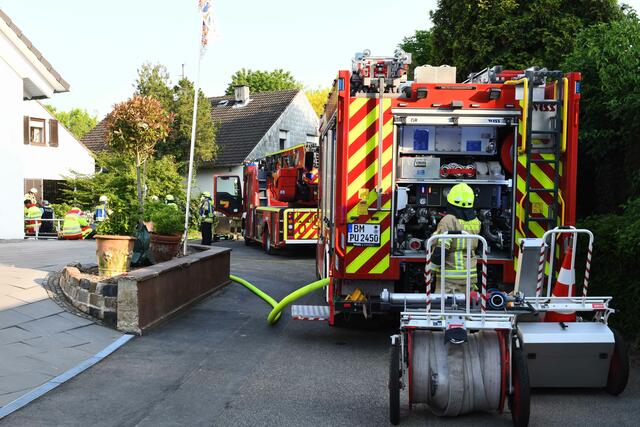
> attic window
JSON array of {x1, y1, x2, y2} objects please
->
[{"x1": 217, "y1": 100, "x2": 229, "y2": 107}]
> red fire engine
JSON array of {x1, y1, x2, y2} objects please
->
[
  {"x1": 305, "y1": 49, "x2": 580, "y2": 325},
  {"x1": 214, "y1": 143, "x2": 320, "y2": 253}
]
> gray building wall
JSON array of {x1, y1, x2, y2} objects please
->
[{"x1": 246, "y1": 92, "x2": 319, "y2": 161}]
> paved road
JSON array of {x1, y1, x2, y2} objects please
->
[{"x1": 3, "y1": 241, "x2": 638, "y2": 426}]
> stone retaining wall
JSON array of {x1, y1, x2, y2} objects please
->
[
  {"x1": 58, "y1": 264, "x2": 118, "y2": 326},
  {"x1": 57, "y1": 245, "x2": 231, "y2": 334}
]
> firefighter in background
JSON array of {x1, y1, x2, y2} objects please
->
[
  {"x1": 149, "y1": 195, "x2": 160, "y2": 203},
  {"x1": 24, "y1": 187, "x2": 38, "y2": 205},
  {"x1": 199, "y1": 192, "x2": 214, "y2": 245},
  {"x1": 39, "y1": 200, "x2": 55, "y2": 234},
  {"x1": 431, "y1": 183, "x2": 481, "y2": 293},
  {"x1": 165, "y1": 194, "x2": 178, "y2": 209},
  {"x1": 94, "y1": 195, "x2": 110, "y2": 223},
  {"x1": 62, "y1": 207, "x2": 95, "y2": 240},
  {"x1": 24, "y1": 199, "x2": 42, "y2": 235}
]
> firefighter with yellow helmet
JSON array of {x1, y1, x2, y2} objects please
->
[{"x1": 431, "y1": 183, "x2": 481, "y2": 293}]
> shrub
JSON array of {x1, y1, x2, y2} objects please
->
[{"x1": 150, "y1": 204, "x2": 184, "y2": 235}]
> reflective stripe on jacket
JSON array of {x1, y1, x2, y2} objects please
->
[
  {"x1": 200, "y1": 199, "x2": 214, "y2": 223},
  {"x1": 25, "y1": 205, "x2": 42, "y2": 231},
  {"x1": 63, "y1": 210, "x2": 85, "y2": 237},
  {"x1": 432, "y1": 214, "x2": 481, "y2": 282}
]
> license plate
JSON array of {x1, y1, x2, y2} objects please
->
[{"x1": 347, "y1": 223, "x2": 380, "y2": 247}]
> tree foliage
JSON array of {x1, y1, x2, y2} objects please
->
[
  {"x1": 305, "y1": 87, "x2": 331, "y2": 117},
  {"x1": 225, "y1": 69, "x2": 302, "y2": 95},
  {"x1": 45, "y1": 105, "x2": 98, "y2": 140},
  {"x1": 399, "y1": 29, "x2": 435, "y2": 77},
  {"x1": 402, "y1": 0, "x2": 623, "y2": 80},
  {"x1": 104, "y1": 95, "x2": 173, "y2": 209},
  {"x1": 562, "y1": 14, "x2": 640, "y2": 216},
  {"x1": 134, "y1": 63, "x2": 217, "y2": 167}
]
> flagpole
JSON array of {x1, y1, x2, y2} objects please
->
[{"x1": 183, "y1": 47, "x2": 203, "y2": 255}]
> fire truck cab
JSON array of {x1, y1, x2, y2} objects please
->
[{"x1": 314, "y1": 50, "x2": 580, "y2": 325}]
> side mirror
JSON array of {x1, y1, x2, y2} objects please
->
[{"x1": 213, "y1": 175, "x2": 242, "y2": 217}]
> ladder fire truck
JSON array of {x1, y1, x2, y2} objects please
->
[
  {"x1": 214, "y1": 143, "x2": 320, "y2": 253},
  {"x1": 291, "y1": 50, "x2": 628, "y2": 425}
]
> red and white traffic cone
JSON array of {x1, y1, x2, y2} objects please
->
[{"x1": 544, "y1": 246, "x2": 577, "y2": 323}]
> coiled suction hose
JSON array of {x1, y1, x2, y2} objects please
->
[{"x1": 229, "y1": 274, "x2": 329, "y2": 325}]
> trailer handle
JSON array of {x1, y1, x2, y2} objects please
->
[{"x1": 424, "y1": 232, "x2": 489, "y2": 315}]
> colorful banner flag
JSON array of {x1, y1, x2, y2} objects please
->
[{"x1": 198, "y1": 0, "x2": 213, "y2": 50}]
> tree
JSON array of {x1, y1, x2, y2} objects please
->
[
  {"x1": 225, "y1": 69, "x2": 302, "y2": 95},
  {"x1": 399, "y1": 29, "x2": 435, "y2": 78},
  {"x1": 134, "y1": 63, "x2": 217, "y2": 167},
  {"x1": 45, "y1": 106, "x2": 98, "y2": 140},
  {"x1": 562, "y1": 13, "x2": 640, "y2": 216},
  {"x1": 402, "y1": 0, "x2": 623, "y2": 80},
  {"x1": 104, "y1": 96, "x2": 173, "y2": 211},
  {"x1": 305, "y1": 87, "x2": 331, "y2": 117}
]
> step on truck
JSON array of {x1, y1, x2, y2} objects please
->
[{"x1": 213, "y1": 143, "x2": 320, "y2": 253}]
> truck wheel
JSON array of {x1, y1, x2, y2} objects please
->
[
  {"x1": 263, "y1": 229, "x2": 274, "y2": 255},
  {"x1": 509, "y1": 346, "x2": 530, "y2": 427},
  {"x1": 606, "y1": 328, "x2": 629, "y2": 395},
  {"x1": 389, "y1": 342, "x2": 401, "y2": 425}
]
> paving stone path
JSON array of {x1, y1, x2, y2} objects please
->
[{"x1": 0, "y1": 240, "x2": 124, "y2": 407}]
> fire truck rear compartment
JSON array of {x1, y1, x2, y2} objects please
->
[{"x1": 391, "y1": 121, "x2": 516, "y2": 291}]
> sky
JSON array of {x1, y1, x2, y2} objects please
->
[
  {"x1": 0, "y1": 0, "x2": 436, "y2": 118},
  {"x1": 1, "y1": 1, "x2": 637, "y2": 119}
]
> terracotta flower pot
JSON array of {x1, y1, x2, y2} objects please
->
[
  {"x1": 95, "y1": 235, "x2": 136, "y2": 277},
  {"x1": 149, "y1": 233, "x2": 182, "y2": 263}
]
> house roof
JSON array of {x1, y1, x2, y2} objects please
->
[
  {"x1": 0, "y1": 9, "x2": 70, "y2": 93},
  {"x1": 81, "y1": 89, "x2": 301, "y2": 164},
  {"x1": 81, "y1": 119, "x2": 109, "y2": 153},
  {"x1": 206, "y1": 89, "x2": 300, "y2": 166}
]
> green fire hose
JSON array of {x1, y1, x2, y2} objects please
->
[{"x1": 229, "y1": 274, "x2": 329, "y2": 325}]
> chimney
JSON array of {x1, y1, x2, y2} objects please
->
[{"x1": 234, "y1": 85, "x2": 250, "y2": 104}]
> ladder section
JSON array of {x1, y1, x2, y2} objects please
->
[
  {"x1": 521, "y1": 70, "x2": 566, "y2": 235},
  {"x1": 258, "y1": 169, "x2": 268, "y2": 206}
]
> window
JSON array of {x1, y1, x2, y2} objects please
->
[
  {"x1": 29, "y1": 118, "x2": 46, "y2": 145},
  {"x1": 279, "y1": 130, "x2": 288, "y2": 150},
  {"x1": 306, "y1": 134, "x2": 318, "y2": 145}
]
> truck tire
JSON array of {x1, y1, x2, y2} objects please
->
[
  {"x1": 263, "y1": 229, "x2": 274, "y2": 255},
  {"x1": 606, "y1": 328, "x2": 629, "y2": 396},
  {"x1": 509, "y1": 346, "x2": 530, "y2": 427},
  {"x1": 389, "y1": 342, "x2": 401, "y2": 425}
]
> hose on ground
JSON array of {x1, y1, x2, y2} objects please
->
[{"x1": 229, "y1": 274, "x2": 329, "y2": 325}]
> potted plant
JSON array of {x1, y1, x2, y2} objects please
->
[
  {"x1": 95, "y1": 204, "x2": 136, "y2": 277},
  {"x1": 142, "y1": 200, "x2": 164, "y2": 233},
  {"x1": 148, "y1": 204, "x2": 183, "y2": 262}
]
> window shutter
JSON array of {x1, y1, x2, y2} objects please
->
[
  {"x1": 23, "y1": 116, "x2": 30, "y2": 144},
  {"x1": 50, "y1": 119, "x2": 59, "y2": 147}
]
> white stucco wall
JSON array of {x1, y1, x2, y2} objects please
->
[
  {"x1": 23, "y1": 101, "x2": 95, "y2": 179},
  {"x1": 195, "y1": 165, "x2": 243, "y2": 196},
  {"x1": 0, "y1": 57, "x2": 26, "y2": 239}
]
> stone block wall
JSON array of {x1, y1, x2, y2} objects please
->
[{"x1": 58, "y1": 265, "x2": 118, "y2": 326}]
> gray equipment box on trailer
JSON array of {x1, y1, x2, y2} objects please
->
[{"x1": 517, "y1": 322, "x2": 614, "y2": 388}]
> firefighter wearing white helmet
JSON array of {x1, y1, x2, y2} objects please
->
[
  {"x1": 94, "y1": 195, "x2": 109, "y2": 223},
  {"x1": 199, "y1": 191, "x2": 214, "y2": 245},
  {"x1": 431, "y1": 183, "x2": 481, "y2": 293},
  {"x1": 165, "y1": 194, "x2": 178, "y2": 209}
]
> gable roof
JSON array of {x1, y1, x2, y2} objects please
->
[
  {"x1": 81, "y1": 89, "x2": 301, "y2": 164},
  {"x1": 0, "y1": 9, "x2": 70, "y2": 93},
  {"x1": 206, "y1": 89, "x2": 300, "y2": 166},
  {"x1": 81, "y1": 119, "x2": 109, "y2": 153}
]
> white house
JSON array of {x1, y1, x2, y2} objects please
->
[
  {"x1": 0, "y1": 9, "x2": 95, "y2": 239},
  {"x1": 196, "y1": 87, "x2": 319, "y2": 195}
]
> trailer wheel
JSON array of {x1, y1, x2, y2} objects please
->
[
  {"x1": 389, "y1": 342, "x2": 401, "y2": 425},
  {"x1": 509, "y1": 346, "x2": 530, "y2": 427},
  {"x1": 606, "y1": 328, "x2": 629, "y2": 396}
]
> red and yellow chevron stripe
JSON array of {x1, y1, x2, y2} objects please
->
[
  {"x1": 292, "y1": 211, "x2": 319, "y2": 240},
  {"x1": 344, "y1": 97, "x2": 393, "y2": 276}
]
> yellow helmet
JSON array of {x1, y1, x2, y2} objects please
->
[{"x1": 447, "y1": 183, "x2": 475, "y2": 208}]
